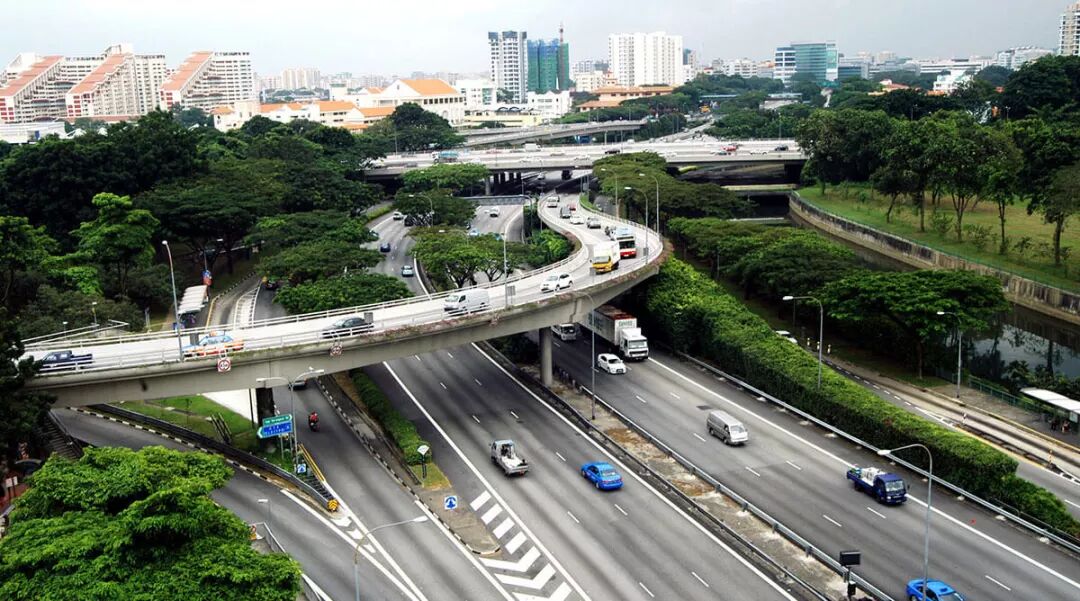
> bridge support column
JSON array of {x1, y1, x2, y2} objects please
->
[
  {"x1": 485, "y1": 176, "x2": 492, "y2": 195},
  {"x1": 539, "y1": 327, "x2": 553, "y2": 387}
]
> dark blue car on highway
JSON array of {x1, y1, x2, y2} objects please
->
[{"x1": 581, "y1": 462, "x2": 623, "y2": 490}]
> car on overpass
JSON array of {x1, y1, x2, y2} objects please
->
[
  {"x1": 586, "y1": 216, "x2": 601, "y2": 229},
  {"x1": 545, "y1": 197, "x2": 559, "y2": 208},
  {"x1": 183, "y1": 332, "x2": 244, "y2": 358},
  {"x1": 401, "y1": 264, "x2": 415, "y2": 277},
  {"x1": 540, "y1": 272, "x2": 572, "y2": 293},
  {"x1": 581, "y1": 461, "x2": 623, "y2": 490},
  {"x1": 321, "y1": 316, "x2": 374, "y2": 339}
]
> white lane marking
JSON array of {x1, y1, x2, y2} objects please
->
[
  {"x1": 985, "y1": 575, "x2": 1012, "y2": 591},
  {"x1": 867, "y1": 507, "x2": 887, "y2": 520},
  {"x1": 745, "y1": 466, "x2": 761, "y2": 477},
  {"x1": 670, "y1": 392, "x2": 681, "y2": 400},
  {"x1": 693, "y1": 432, "x2": 707, "y2": 442},
  {"x1": 505, "y1": 531, "x2": 527, "y2": 554},
  {"x1": 414, "y1": 355, "x2": 422, "y2": 362},
  {"x1": 301, "y1": 574, "x2": 333, "y2": 601},
  {"x1": 471, "y1": 490, "x2": 492, "y2": 511},
  {"x1": 472, "y1": 414, "x2": 481, "y2": 424},
  {"x1": 614, "y1": 503, "x2": 628, "y2": 516},
  {"x1": 635, "y1": 395, "x2": 647, "y2": 404},
  {"x1": 1065, "y1": 498, "x2": 1080, "y2": 509},
  {"x1": 510, "y1": 410, "x2": 520, "y2": 420},
  {"x1": 513, "y1": 583, "x2": 572, "y2": 601},
  {"x1": 566, "y1": 511, "x2": 580, "y2": 524},
  {"x1": 553, "y1": 341, "x2": 562, "y2": 348},
  {"x1": 822, "y1": 514, "x2": 843, "y2": 528},
  {"x1": 475, "y1": 378, "x2": 484, "y2": 386},
  {"x1": 385, "y1": 363, "x2": 591, "y2": 600},
  {"x1": 447, "y1": 352, "x2": 454, "y2": 359},
  {"x1": 481, "y1": 504, "x2": 504, "y2": 524},
  {"x1": 785, "y1": 460, "x2": 803, "y2": 471},
  {"x1": 639, "y1": 582, "x2": 655, "y2": 598},
  {"x1": 691, "y1": 571, "x2": 710, "y2": 588},
  {"x1": 472, "y1": 344, "x2": 799, "y2": 601},
  {"x1": 410, "y1": 499, "x2": 515, "y2": 600},
  {"x1": 280, "y1": 490, "x2": 423, "y2": 601},
  {"x1": 871, "y1": 384, "x2": 881, "y2": 390},
  {"x1": 493, "y1": 517, "x2": 515, "y2": 539},
  {"x1": 555, "y1": 451, "x2": 566, "y2": 462},
  {"x1": 481, "y1": 546, "x2": 541, "y2": 572},
  {"x1": 649, "y1": 355, "x2": 1080, "y2": 592},
  {"x1": 496, "y1": 564, "x2": 556, "y2": 589},
  {"x1": 439, "y1": 382, "x2": 447, "y2": 390},
  {"x1": 904, "y1": 401, "x2": 913, "y2": 406}
]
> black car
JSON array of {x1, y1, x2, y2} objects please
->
[
  {"x1": 774, "y1": 144, "x2": 790, "y2": 151},
  {"x1": 379, "y1": 242, "x2": 391, "y2": 253},
  {"x1": 321, "y1": 315, "x2": 374, "y2": 338}
]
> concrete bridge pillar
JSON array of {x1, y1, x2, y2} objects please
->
[
  {"x1": 485, "y1": 175, "x2": 492, "y2": 196},
  {"x1": 539, "y1": 326, "x2": 553, "y2": 387}
]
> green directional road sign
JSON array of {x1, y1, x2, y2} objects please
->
[
  {"x1": 258, "y1": 414, "x2": 293, "y2": 439},
  {"x1": 262, "y1": 415, "x2": 291, "y2": 427}
]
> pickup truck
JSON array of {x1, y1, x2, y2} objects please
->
[
  {"x1": 491, "y1": 440, "x2": 529, "y2": 476},
  {"x1": 847, "y1": 466, "x2": 907, "y2": 505},
  {"x1": 38, "y1": 350, "x2": 93, "y2": 371}
]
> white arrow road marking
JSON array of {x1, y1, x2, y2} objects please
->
[
  {"x1": 496, "y1": 564, "x2": 556, "y2": 589},
  {"x1": 480, "y1": 547, "x2": 541, "y2": 572},
  {"x1": 471, "y1": 491, "x2": 492, "y2": 511},
  {"x1": 505, "y1": 532, "x2": 528, "y2": 554},
  {"x1": 493, "y1": 517, "x2": 515, "y2": 539},
  {"x1": 513, "y1": 583, "x2": 572, "y2": 601}
]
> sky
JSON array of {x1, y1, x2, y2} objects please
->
[{"x1": 1, "y1": 0, "x2": 1069, "y2": 76}]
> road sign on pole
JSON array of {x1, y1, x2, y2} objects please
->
[
  {"x1": 444, "y1": 495, "x2": 458, "y2": 511},
  {"x1": 216, "y1": 357, "x2": 232, "y2": 373},
  {"x1": 257, "y1": 414, "x2": 293, "y2": 439},
  {"x1": 329, "y1": 343, "x2": 342, "y2": 356}
]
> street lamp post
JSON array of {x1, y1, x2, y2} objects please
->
[
  {"x1": 638, "y1": 172, "x2": 660, "y2": 256},
  {"x1": 91, "y1": 301, "x2": 98, "y2": 327},
  {"x1": 258, "y1": 367, "x2": 324, "y2": 464},
  {"x1": 783, "y1": 295, "x2": 824, "y2": 390},
  {"x1": 162, "y1": 240, "x2": 185, "y2": 360},
  {"x1": 353, "y1": 516, "x2": 428, "y2": 601},
  {"x1": 579, "y1": 292, "x2": 598, "y2": 420},
  {"x1": 936, "y1": 311, "x2": 962, "y2": 399},
  {"x1": 62, "y1": 321, "x2": 68, "y2": 334},
  {"x1": 878, "y1": 444, "x2": 933, "y2": 601}
]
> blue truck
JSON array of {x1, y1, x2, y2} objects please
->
[
  {"x1": 846, "y1": 466, "x2": 907, "y2": 505},
  {"x1": 38, "y1": 349, "x2": 93, "y2": 371}
]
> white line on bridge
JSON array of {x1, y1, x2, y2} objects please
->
[
  {"x1": 635, "y1": 395, "x2": 647, "y2": 404},
  {"x1": 446, "y1": 352, "x2": 454, "y2": 359},
  {"x1": 510, "y1": 410, "x2": 519, "y2": 420},
  {"x1": 691, "y1": 571, "x2": 710, "y2": 588},
  {"x1": 985, "y1": 575, "x2": 1012, "y2": 591},
  {"x1": 555, "y1": 451, "x2": 566, "y2": 462},
  {"x1": 439, "y1": 382, "x2": 447, "y2": 390},
  {"x1": 566, "y1": 511, "x2": 580, "y2": 524},
  {"x1": 822, "y1": 514, "x2": 843, "y2": 528},
  {"x1": 692, "y1": 432, "x2": 706, "y2": 442},
  {"x1": 669, "y1": 392, "x2": 681, "y2": 400},
  {"x1": 785, "y1": 460, "x2": 803, "y2": 471},
  {"x1": 471, "y1": 414, "x2": 481, "y2": 424},
  {"x1": 866, "y1": 507, "x2": 887, "y2": 520},
  {"x1": 614, "y1": 504, "x2": 628, "y2": 517},
  {"x1": 474, "y1": 378, "x2": 483, "y2": 386},
  {"x1": 745, "y1": 466, "x2": 761, "y2": 477},
  {"x1": 639, "y1": 582, "x2": 655, "y2": 598}
]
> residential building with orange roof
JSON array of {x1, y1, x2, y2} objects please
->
[
  {"x1": 211, "y1": 99, "x2": 367, "y2": 131},
  {"x1": 159, "y1": 51, "x2": 254, "y2": 111},
  {"x1": 333, "y1": 78, "x2": 466, "y2": 125}
]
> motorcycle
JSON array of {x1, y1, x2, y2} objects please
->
[{"x1": 308, "y1": 419, "x2": 319, "y2": 432}]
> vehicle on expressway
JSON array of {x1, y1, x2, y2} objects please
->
[
  {"x1": 540, "y1": 272, "x2": 572, "y2": 293},
  {"x1": 550, "y1": 323, "x2": 578, "y2": 341},
  {"x1": 433, "y1": 150, "x2": 460, "y2": 163},
  {"x1": 613, "y1": 227, "x2": 637, "y2": 258},
  {"x1": 321, "y1": 315, "x2": 374, "y2": 339},
  {"x1": 590, "y1": 242, "x2": 620, "y2": 274},
  {"x1": 581, "y1": 461, "x2": 623, "y2": 490},
  {"x1": 489, "y1": 207, "x2": 500, "y2": 218},
  {"x1": 559, "y1": 206, "x2": 571, "y2": 219},
  {"x1": 584, "y1": 305, "x2": 649, "y2": 360},
  {"x1": 586, "y1": 216, "x2": 601, "y2": 229},
  {"x1": 706, "y1": 410, "x2": 749, "y2": 445},
  {"x1": 38, "y1": 350, "x2": 93, "y2": 371},
  {"x1": 596, "y1": 353, "x2": 627, "y2": 374},
  {"x1": 906, "y1": 579, "x2": 965, "y2": 601},
  {"x1": 568, "y1": 214, "x2": 584, "y2": 225},
  {"x1": 573, "y1": 154, "x2": 589, "y2": 165},
  {"x1": 401, "y1": 264, "x2": 415, "y2": 277},
  {"x1": 392, "y1": 211, "x2": 404, "y2": 220},
  {"x1": 379, "y1": 242, "x2": 391, "y2": 253},
  {"x1": 443, "y1": 289, "x2": 490, "y2": 314},
  {"x1": 523, "y1": 142, "x2": 540, "y2": 151},
  {"x1": 545, "y1": 197, "x2": 559, "y2": 208},
  {"x1": 847, "y1": 466, "x2": 908, "y2": 505},
  {"x1": 491, "y1": 440, "x2": 529, "y2": 476},
  {"x1": 183, "y1": 332, "x2": 244, "y2": 358},
  {"x1": 774, "y1": 144, "x2": 790, "y2": 152}
]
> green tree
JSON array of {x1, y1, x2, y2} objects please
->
[
  {"x1": 402, "y1": 163, "x2": 490, "y2": 194},
  {"x1": 72, "y1": 193, "x2": 159, "y2": 297},
  {"x1": 879, "y1": 116, "x2": 955, "y2": 231},
  {"x1": 796, "y1": 109, "x2": 895, "y2": 184},
  {"x1": 261, "y1": 240, "x2": 381, "y2": 285},
  {"x1": 0, "y1": 446, "x2": 301, "y2": 601},
  {"x1": 1041, "y1": 162, "x2": 1080, "y2": 266},
  {"x1": 0, "y1": 310, "x2": 53, "y2": 456},
  {"x1": 870, "y1": 166, "x2": 917, "y2": 223},
  {"x1": 246, "y1": 211, "x2": 375, "y2": 250},
  {"x1": 365, "y1": 103, "x2": 463, "y2": 152},
  {"x1": 412, "y1": 229, "x2": 490, "y2": 288},
  {"x1": 393, "y1": 191, "x2": 475, "y2": 227},
  {"x1": 275, "y1": 273, "x2": 411, "y2": 313},
  {"x1": 974, "y1": 65, "x2": 1012, "y2": 88},
  {"x1": 170, "y1": 105, "x2": 213, "y2": 128},
  {"x1": 17, "y1": 286, "x2": 143, "y2": 338},
  {"x1": 1000, "y1": 55, "x2": 1080, "y2": 119},
  {"x1": 820, "y1": 270, "x2": 1008, "y2": 378},
  {"x1": 0, "y1": 217, "x2": 55, "y2": 310},
  {"x1": 731, "y1": 230, "x2": 860, "y2": 299},
  {"x1": 979, "y1": 129, "x2": 1024, "y2": 254}
]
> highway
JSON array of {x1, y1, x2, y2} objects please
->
[{"x1": 544, "y1": 336, "x2": 1080, "y2": 601}]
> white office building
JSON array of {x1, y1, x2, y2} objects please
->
[
  {"x1": 573, "y1": 70, "x2": 617, "y2": 92},
  {"x1": 280, "y1": 67, "x2": 322, "y2": 90},
  {"x1": 996, "y1": 46, "x2": 1052, "y2": 70},
  {"x1": 721, "y1": 58, "x2": 759, "y2": 78},
  {"x1": 526, "y1": 90, "x2": 571, "y2": 120},
  {"x1": 914, "y1": 57, "x2": 993, "y2": 75},
  {"x1": 933, "y1": 69, "x2": 973, "y2": 94},
  {"x1": 456, "y1": 78, "x2": 497, "y2": 110},
  {"x1": 1062, "y1": 2, "x2": 1080, "y2": 55},
  {"x1": 608, "y1": 32, "x2": 685, "y2": 87},
  {"x1": 773, "y1": 47, "x2": 797, "y2": 83},
  {"x1": 159, "y1": 51, "x2": 255, "y2": 111},
  {"x1": 489, "y1": 31, "x2": 528, "y2": 103}
]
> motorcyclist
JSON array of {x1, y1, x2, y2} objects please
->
[{"x1": 308, "y1": 412, "x2": 319, "y2": 430}]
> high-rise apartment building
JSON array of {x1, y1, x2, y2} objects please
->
[
  {"x1": 608, "y1": 32, "x2": 684, "y2": 86},
  {"x1": 572, "y1": 59, "x2": 608, "y2": 77},
  {"x1": 489, "y1": 31, "x2": 528, "y2": 103},
  {"x1": 280, "y1": 67, "x2": 321, "y2": 90},
  {"x1": 719, "y1": 58, "x2": 759, "y2": 78},
  {"x1": 995, "y1": 46, "x2": 1052, "y2": 70},
  {"x1": 0, "y1": 44, "x2": 166, "y2": 124},
  {"x1": 159, "y1": 51, "x2": 255, "y2": 111},
  {"x1": 527, "y1": 37, "x2": 570, "y2": 93},
  {"x1": 1061, "y1": 2, "x2": 1080, "y2": 55},
  {"x1": 773, "y1": 42, "x2": 838, "y2": 84}
]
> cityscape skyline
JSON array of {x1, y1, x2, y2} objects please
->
[{"x1": 2, "y1": 0, "x2": 1065, "y2": 76}]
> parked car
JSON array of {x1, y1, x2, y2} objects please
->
[
  {"x1": 540, "y1": 272, "x2": 573, "y2": 292},
  {"x1": 392, "y1": 211, "x2": 405, "y2": 220},
  {"x1": 596, "y1": 353, "x2": 627, "y2": 374},
  {"x1": 586, "y1": 216, "x2": 602, "y2": 229},
  {"x1": 905, "y1": 579, "x2": 965, "y2": 601},
  {"x1": 581, "y1": 461, "x2": 623, "y2": 490},
  {"x1": 569, "y1": 214, "x2": 585, "y2": 225},
  {"x1": 183, "y1": 332, "x2": 244, "y2": 358},
  {"x1": 401, "y1": 264, "x2": 415, "y2": 277},
  {"x1": 321, "y1": 316, "x2": 374, "y2": 339},
  {"x1": 379, "y1": 242, "x2": 391, "y2": 253}
]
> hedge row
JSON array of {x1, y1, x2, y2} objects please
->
[
  {"x1": 642, "y1": 260, "x2": 1080, "y2": 536},
  {"x1": 349, "y1": 370, "x2": 430, "y2": 465}
]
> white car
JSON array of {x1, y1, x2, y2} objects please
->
[
  {"x1": 540, "y1": 272, "x2": 573, "y2": 292},
  {"x1": 545, "y1": 197, "x2": 559, "y2": 208},
  {"x1": 569, "y1": 214, "x2": 585, "y2": 225},
  {"x1": 392, "y1": 211, "x2": 404, "y2": 220},
  {"x1": 489, "y1": 207, "x2": 501, "y2": 217},
  {"x1": 597, "y1": 353, "x2": 627, "y2": 374}
]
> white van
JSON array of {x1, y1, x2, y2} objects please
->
[
  {"x1": 551, "y1": 323, "x2": 578, "y2": 341},
  {"x1": 443, "y1": 289, "x2": 490, "y2": 314},
  {"x1": 706, "y1": 410, "x2": 748, "y2": 445}
]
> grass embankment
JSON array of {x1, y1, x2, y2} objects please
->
[{"x1": 797, "y1": 186, "x2": 1079, "y2": 293}]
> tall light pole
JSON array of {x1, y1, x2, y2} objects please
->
[
  {"x1": 162, "y1": 240, "x2": 185, "y2": 360},
  {"x1": 578, "y1": 291, "x2": 599, "y2": 420},
  {"x1": 638, "y1": 172, "x2": 660, "y2": 256},
  {"x1": 878, "y1": 444, "x2": 933, "y2": 601},
  {"x1": 258, "y1": 367, "x2": 324, "y2": 464},
  {"x1": 353, "y1": 516, "x2": 428, "y2": 601},
  {"x1": 783, "y1": 295, "x2": 823, "y2": 390},
  {"x1": 91, "y1": 301, "x2": 98, "y2": 327},
  {"x1": 937, "y1": 311, "x2": 962, "y2": 399}
]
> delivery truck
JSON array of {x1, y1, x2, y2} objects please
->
[
  {"x1": 847, "y1": 466, "x2": 908, "y2": 505},
  {"x1": 582, "y1": 305, "x2": 649, "y2": 360},
  {"x1": 590, "y1": 242, "x2": 620, "y2": 274}
]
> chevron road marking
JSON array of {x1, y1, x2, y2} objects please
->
[
  {"x1": 496, "y1": 564, "x2": 556, "y2": 589},
  {"x1": 513, "y1": 583, "x2": 573, "y2": 601},
  {"x1": 480, "y1": 547, "x2": 542, "y2": 573}
]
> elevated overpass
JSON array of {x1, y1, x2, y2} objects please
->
[
  {"x1": 25, "y1": 205, "x2": 665, "y2": 406},
  {"x1": 458, "y1": 119, "x2": 647, "y2": 147}
]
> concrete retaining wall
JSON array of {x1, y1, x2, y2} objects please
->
[{"x1": 788, "y1": 193, "x2": 1080, "y2": 326}]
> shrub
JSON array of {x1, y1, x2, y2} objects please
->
[
  {"x1": 965, "y1": 224, "x2": 992, "y2": 251},
  {"x1": 995, "y1": 474, "x2": 1080, "y2": 537},
  {"x1": 930, "y1": 210, "x2": 953, "y2": 238},
  {"x1": 643, "y1": 260, "x2": 1044, "y2": 503},
  {"x1": 350, "y1": 370, "x2": 430, "y2": 465}
]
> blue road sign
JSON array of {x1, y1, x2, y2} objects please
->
[
  {"x1": 444, "y1": 495, "x2": 458, "y2": 511},
  {"x1": 257, "y1": 420, "x2": 293, "y2": 439}
]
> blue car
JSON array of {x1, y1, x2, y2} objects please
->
[
  {"x1": 581, "y1": 462, "x2": 623, "y2": 490},
  {"x1": 906, "y1": 579, "x2": 965, "y2": 601}
]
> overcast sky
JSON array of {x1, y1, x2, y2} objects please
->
[{"x1": 2, "y1": 0, "x2": 1068, "y2": 76}]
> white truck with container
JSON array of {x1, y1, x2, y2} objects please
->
[{"x1": 583, "y1": 305, "x2": 649, "y2": 360}]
